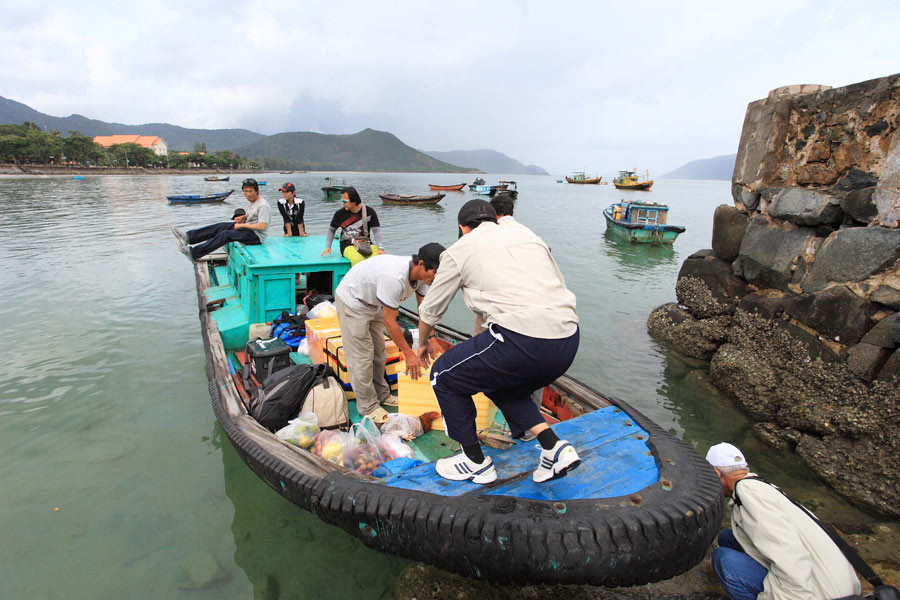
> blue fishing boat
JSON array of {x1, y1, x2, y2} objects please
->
[
  {"x1": 603, "y1": 200, "x2": 685, "y2": 244},
  {"x1": 467, "y1": 177, "x2": 486, "y2": 190},
  {"x1": 186, "y1": 235, "x2": 720, "y2": 586},
  {"x1": 322, "y1": 176, "x2": 348, "y2": 201},
  {"x1": 167, "y1": 189, "x2": 235, "y2": 204}
]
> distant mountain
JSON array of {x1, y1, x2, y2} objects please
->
[
  {"x1": 423, "y1": 149, "x2": 548, "y2": 175},
  {"x1": 661, "y1": 154, "x2": 736, "y2": 180},
  {"x1": 234, "y1": 129, "x2": 479, "y2": 173},
  {"x1": 0, "y1": 95, "x2": 264, "y2": 151}
]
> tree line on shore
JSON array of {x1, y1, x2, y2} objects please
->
[{"x1": 0, "y1": 122, "x2": 261, "y2": 170}]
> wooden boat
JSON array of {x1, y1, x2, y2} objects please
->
[
  {"x1": 205, "y1": 175, "x2": 230, "y2": 182},
  {"x1": 379, "y1": 193, "x2": 445, "y2": 205},
  {"x1": 603, "y1": 200, "x2": 685, "y2": 244},
  {"x1": 613, "y1": 170, "x2": 654, "y2": 191},
  {"x1": 322, "y1": 177, "x2": 348, "y2": 201},
  {"x1": 565, "y1": 172, "x2": 602, "y2": 184},
  {"x1": 489, "y1": 180, "x2": 518, "y2": 199},
  {"x1": 428, "y1": 183, "x2": 466, "y2": 191},
  {"x1": 167, "y1": 189, "x2": 234, "y2": 204},
  {"x1": 186, "y1": 235, "x2": 722, "y2": 585},
  {"x1": 467, "y1": 177, "x2": 486, "y2": 190}
]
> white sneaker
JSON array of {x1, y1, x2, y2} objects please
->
[
  {"x1": 171, "y1": 225, "x2": 189, "y2": 245},
  {"x1": 533, "y1": 440, "x2": 581, "y2": 483},
  {"x1": 435, "y1": 452, "x2": 497, "y2": 484}
]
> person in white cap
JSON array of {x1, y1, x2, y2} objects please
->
[{"x1": 705, "y1": 442, "x2": 861, "y2": 600}]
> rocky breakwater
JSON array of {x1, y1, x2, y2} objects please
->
[{"x1": 648, "y1": 73, "x2": 900, "y2": 517}]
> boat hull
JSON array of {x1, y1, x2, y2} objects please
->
[
  {"x1": 322, "y1": 186, "x2": 347, "y2": 201},
  {"x1": 379, "y1": 193, "x2": 445, "y2": 205},
  {"x1": 603, "y1": 208, "x2": 684, "y2": 244},
  {"x1": 613, "y1": 181, "x2": 654, "y2": 191},
  {"x1": 167, "y1": 189, "x2": 234, "y2": 204},
  {"x1": 565, "y1": 177, "x2": 602, "y2": 184},
  {"x1": 428, "y1": 183, "x2": 466, "y2": 191},
  {"x1": 193, "y1": 258, "x2": 720, "y2": 585}
]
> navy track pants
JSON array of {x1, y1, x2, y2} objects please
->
[
  {"x1": 187, "y1": 221, "x2": 260, "y2": 259},
  {"x1": 429, "y1": 324, "x2": 579, "y2": 445}
]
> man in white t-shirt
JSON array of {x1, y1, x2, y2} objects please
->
[{"x1": 334, "y1": 242, "x2": 445, "y2": 423}]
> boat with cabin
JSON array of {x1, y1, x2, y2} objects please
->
[
  {"x1": 428, "y1": 183, "x2": 466, "y2": 191},
  {"x1": 204, "y1": 175, "x2": 230, "y2": 182},
  {"x1": 379, "y1": 193, "x2": 445, "y2": 205},
  {"x1": 565, "y1": 172, "x2": 602, "y2": 184},
  {"x1": 167, "y1": 189, "x2": 235, "y2": 204},
  {"x1": 613, "y1": 169, "x2": 654, "y2": 191},
  {"x1": 603, "y1": 200, "x2": 685, "y2": 244},
  {"x1": 322, "y1": 177, "x2": 349, "y2": 201},
  {"x1": 467, "y1": 177, "x2": 486, "y2": 190},
  {"x1": 184, "y1": 235, "x2": 721, "y2": 585}
]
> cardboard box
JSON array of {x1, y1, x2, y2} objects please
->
[
  {"x1": 396, "y1": 358, "x2": 495, "y2": 432},
  {"x1": 325, "y1": 334, "x2": 400, "y2": 400},
  {"x1": 305, "y1": 316, "x2": 341, "y2": 364}
]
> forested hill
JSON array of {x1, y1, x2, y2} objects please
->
[
  {"x1": 661, "y1": 153, "x2": 736, "y2": 180},
  {"x1": 423, "y1": 149, "x2": 549, "y2": 175},
  {"x1": 233, "y1": 129, "x2": 480, "y2": 173},
  {"x1": 0, "y1": 95, "x2": 263, "y2": 151}
]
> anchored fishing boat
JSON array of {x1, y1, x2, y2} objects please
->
[
  {"x1": 428, "y1": 183, "x2": 466, "y2": 191},
  {"x1": 613, "y1": 170, "x2": 654, "y2": 191},
  {"x1": 467, "y1": 177, "x2": 486, "y2": 190},
  {"x1": 603, "y1": 200, "x2": 685, "y2": 244},
  {"x1": 379, "y1": 193, "x2": 445, "y2": 205},
  {"x1": 204, "y1": 175, "x2": 230, "y2": 182},
  {"x1": 167, "y1": 189, "x2": 235, "y2": 204},
  {"x1": 186, "y1": 235, "x2": 721, "y2": 585},
  {"x1": 565, "y1": 172, "x2": 602, "y2": 184},
  {"x1": 322, "y1": 177, "x2": 348, "y2": 201}
]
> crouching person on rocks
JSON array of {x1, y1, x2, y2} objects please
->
[
  {"x1": 705, "y1": 442, "x2": 862, "y2": 600},
  {"x1": 334, "y1": 243, "x2": 445, "y2": 424},
  {"x1": 413, "y1": 199, "x2": 581, "y2": 485}
]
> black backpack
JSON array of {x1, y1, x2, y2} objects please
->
[{"x1": 247, "y1": 363, "x2": 335, "y2": 431}]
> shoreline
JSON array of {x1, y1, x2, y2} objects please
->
[{"x1": 0, "y1": 165, "x2": 247, "y2": 176}]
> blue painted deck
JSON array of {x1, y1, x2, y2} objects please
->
[{"x1": 381, "y1": 406, "x2": 658, "y2": 501}]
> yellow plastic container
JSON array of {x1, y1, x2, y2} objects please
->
[{"x1": 396, "y1": 358, "x2": 495, "y2": 432}]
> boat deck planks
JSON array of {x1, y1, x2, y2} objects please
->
[{"x1": 381, "y1": 406, "x2": 658, "y2": 500}]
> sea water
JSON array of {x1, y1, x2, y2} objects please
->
[{"x1": 0, "y1": 173, "x2": 878, "y2": 599}]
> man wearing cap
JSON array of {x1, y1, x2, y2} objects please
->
[
  {"x1": 334, "y1": 243, "x2": 445, "y2": 424},
  {"x1": 172, "y1": 178, "x2": 271, "y2": 261},
  {"x1": 277, "y1": 182, "x2": 307, "y2": 237},
  {"x1": 705, "y1": 442, "x2": 861, "y2": 600},
  {"x1": 413, "y1": 199, "x2": 581, "y2": 485}
]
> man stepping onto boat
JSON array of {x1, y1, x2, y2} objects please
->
[
  {"x1": 334, "y1": 243, "x2": 445, "y2": 424},
  {"x1": 321, "y1": 187, "x2": 384, "y2": 266},
  {"x1": 413, "y1": 199, "x2": 581, "y2": 484},
  {"x1": 172, "y1": 178, "x2": 270, "y2": 261}
]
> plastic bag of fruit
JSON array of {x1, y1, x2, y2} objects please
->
[
  {"x1": 342, "y1": 416, "x2": 386, "y2": 476},
  {"x1": 275, "y1": 411, "x2": 320, "y2": 448},
  {"x1": 312, "y1": 429, "x2": 349, "y2": 466},
  {"x1": 379, "y1": 432, "x2": 414, "y2": 460}
]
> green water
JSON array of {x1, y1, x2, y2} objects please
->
[{"x1": 0, "y1": 173, "x2": 877, "y2": 599}]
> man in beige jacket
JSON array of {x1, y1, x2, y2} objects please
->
[{"x1": 706, "y1": 443, "x2": 861, "y2": 600}]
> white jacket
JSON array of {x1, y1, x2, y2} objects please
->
[
  {"x1": 731, "y1": 477, "x2": 861, "y2": 600},
  {"x1": 418, "y1": 221, "x2": 578, "y2": 339}
]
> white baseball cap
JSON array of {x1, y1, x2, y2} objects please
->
[{"x1": 705, "y1": 443, "x2": 748, "y2": 471}]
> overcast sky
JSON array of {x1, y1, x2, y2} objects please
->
[{"x1": 2, "y1": 1, "x2": 898, "y2": 175}]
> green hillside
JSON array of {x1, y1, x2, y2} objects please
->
[
  {"x1": 661, "y1": 153, "x2": 736, "y2": 180},
  {"x1": 233, "y1": 129, "x2": 480, "y2": 173}
]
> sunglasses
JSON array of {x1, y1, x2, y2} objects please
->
[{"x1": 242, "y1": 179, "x2": 257, "y2": 186}]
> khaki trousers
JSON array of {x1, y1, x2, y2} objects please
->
[{"x1": 334, "y1": 296, "x2": 390, "y2": 416}]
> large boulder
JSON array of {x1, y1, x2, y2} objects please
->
[
  {"x1": 801, "y1": 226, "x2": 900, "y2": 293},
  {"x1": 784, "y1": 285, "x2": 878, "y2": 345},
  {"x1": 646, "y1": 303, "x2": 730, "y2": 361},
  {"x1": 841, "y1": 186, "x2": 879, "y2": 225},
  {"x1": 847, "y1": 342, "x2": 894, "y2": 381},
  {"x1": 676, "y1": 250, "x2": 748, "y2": 318},
  {"x1": 767, "y1": 188, "x2": 843, "y2": 226},
  {"x1": 712, "y1": 205, "x2": 750, "y2": 261},
  {"x1": 860, "y1": 312, "x2": 900, "y2": 347},
  {"x1": 732, "y1": 215, "x2": 817, "y2": 291},
  {"x1": 871, "y1": 284, "x2": 900, "y2": 309},
  {"x1": 876, "y1": 349, "x2": 900, "y2": 383}
]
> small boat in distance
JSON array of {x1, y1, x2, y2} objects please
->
[
  {"x1": 204, "y1": 175, "x2": 230, "y2": 182},
  {"x1": 428, "y1": 183, "x2": 466, "y2": 191},
  {"x1": 379, "y1": 193, "x2": 445, "y2": 205},
  {"x1": 603, "y1": 200, "x2": 684, "y2": 244},
  {"x1": 565, "y1": 172, "x2": 602, "y2": 184},
  {"x1": 613, "y1": 169, "x2": 654, "y2": 191},
  {"x1": 167, "y1": 189, "x2": 235, "y2": 205},
  {"x1": 322, "y1": 177, "x2": 348, "y2": 201},
  {"x1": 467, "y1": 177, "x2": 486, "y2": 190}
]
